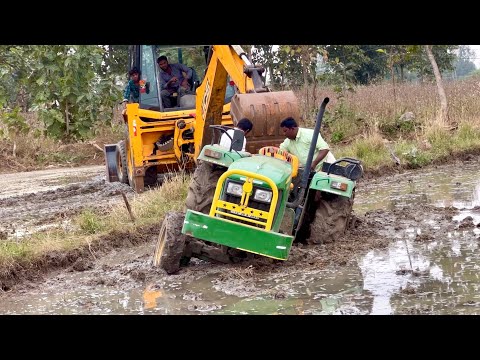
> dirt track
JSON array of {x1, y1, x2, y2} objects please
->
[{"x1": 0, "y1": 166, "x2": 133, "y2": 239}]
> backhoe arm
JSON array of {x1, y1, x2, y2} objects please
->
[{"x1": 193, "y1": 45, "x2": 267, "y2": 156}]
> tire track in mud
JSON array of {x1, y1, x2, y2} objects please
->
[{"x1": 0, "y1": 166, "x2": 133, "y2": 239}]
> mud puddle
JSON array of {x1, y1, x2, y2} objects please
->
[
  {"x1": 355, "y1": 159, "x2": 480, "y2": 212},
  {"x1": 0, "y1": 159, "x2": 479, "y2": 314}
]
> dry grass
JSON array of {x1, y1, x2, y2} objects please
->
[
  {"x1": 305, "y1": 78, "x2": 480, "y2": 127},
  {"x1": 294, "y1": 77, "x2": 480, "y2": 171},
  {"x1": 0, "y1": 111, "x2": 124, "y2": 173}
]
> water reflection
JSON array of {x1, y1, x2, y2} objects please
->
[
  {"x1": 359, "y1": 239, "x2": 431, "y2": 314},
  {"x1": 355, "y1": 163, "x2": 480, "y2": 213}
]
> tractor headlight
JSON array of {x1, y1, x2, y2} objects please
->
[
  {"x1": 254, "y1": 188, "x2": 273, "y2": 203},
  {"x1": 226, "y1": 181, "x2": 243, "y2": 197}
]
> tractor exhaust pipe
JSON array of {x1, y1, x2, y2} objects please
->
[
  {"x1": 287, "y1": 97, "x2": 329, "y2": 225},
  {"x1": 302, "y1": 97, "x2": 329, "y2": 188}
]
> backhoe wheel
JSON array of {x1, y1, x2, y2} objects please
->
[
  {"x1": 307, "y1": 191, "x2": 354, "y2": 245},
  {"x1": 186, "y1": 161, "x2": 225, "y2": 214},
  {"x1": 116, "y1": 140, "x2": 129, "y2": 184},
  {"x1": 126, "y1": 145, "x2": 145, "y2": 193},
  {"x1": 153, "y1": 211, "x2": 190, "y2": 274}
]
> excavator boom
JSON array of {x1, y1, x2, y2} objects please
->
[{"x1": 194, "y1": 45, "x2": 299, "y2": 156}]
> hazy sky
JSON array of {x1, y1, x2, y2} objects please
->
[{"x1": 468, "y1": 45, "x2": 480, "y2": 68}]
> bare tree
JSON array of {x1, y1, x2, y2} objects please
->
[{"x1": 425, "y1": 45, "x2": 448, "y2": 127}]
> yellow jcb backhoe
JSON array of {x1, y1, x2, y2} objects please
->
[{"x1": 104, "y1": 45, "x2": 299, "y2": 193}]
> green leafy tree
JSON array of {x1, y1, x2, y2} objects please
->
[
  {"x1": 354, "y1": 45, "x2": 388, "y2": 84},
  {"x1": 0, "y1": 45, "x2": 34, "y2": 110},
  {"x1": 27, "y1": 45, "x2": 121, "y2": 140},
  {"x1": 101, "y1": 45, "x2": 129, "y2": 76},
  {"x1": 278, "y1": 45, "x2": 323, "y2": 114}
]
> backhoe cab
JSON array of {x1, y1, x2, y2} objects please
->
[{"x1": 104, "y1": 45, "x2": 299, "y2": 193}]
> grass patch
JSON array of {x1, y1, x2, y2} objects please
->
[
  {"x1": 77, "y1": 209, "x2": 106, "y2": 234},
  {"x1": 426, "y1": 123, "x2": 480, "y2": 158},
  {"x1": 0, "y1": 119, "x2": 124, "y2": 173},
  {"x1": 333, "y1": 122, "x2": 480, "y2": 173},
  {"x1": 395, "y1": 140, "x2": 432, "y2": 168},
  {"x1": 335, "y1": 133, "x2": 391, "y2": 171}
]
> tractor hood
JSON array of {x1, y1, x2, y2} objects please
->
[{"x1": 227, "y1": 155, "x2": 292, "y2": 188}]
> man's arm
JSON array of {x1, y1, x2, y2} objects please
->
[
  {"x1": 178, "y1": 63, "x2": 192, "y2": 80},
  {"x1": 279, "y1": 138, "x2": 289, "y2": 151},
  {"x1": 159, "y1": 74, "x2": 168, "y2": 90},
  {"x1": 311, "y1": 149, "x2": 330, "y2": 171},
  {"x1": 310, "y1": 134, "x2": 331, "y2": 170}
]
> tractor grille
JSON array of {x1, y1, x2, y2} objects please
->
[
  {"x1": 220, "y1": 188, "x2": 282, "y2": 229},
  {"x1": 223, "y1": 194, "x2": 271, "y2": 212}
]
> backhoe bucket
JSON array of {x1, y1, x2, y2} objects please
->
[
  {"x1": 229, "y1": 91, "x2": 300, "y2": 154},
  {"x1": 104, "y1": 144, "x2": 119, "y2": 182}
]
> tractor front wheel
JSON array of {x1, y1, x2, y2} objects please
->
[{"x1": 153, "y1": 211, "x2": 190, "y2": 274}]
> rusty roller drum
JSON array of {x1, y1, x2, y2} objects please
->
[{"x1": 229, "y1": 91, "x2": 300, "y2": 154}]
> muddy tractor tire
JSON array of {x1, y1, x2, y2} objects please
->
[
  {"x1": 116, "y1": 140, "x2": 129, "y2": 184},
  {"x1": 308, "y1": 191, "x2": 354, "y2": 245},
  {"x1": 153, "y1": 211, "x2": 190, "y2": 274},
  {"x1": 186, "y1": 161, "x2": 225, "y2": 214}
]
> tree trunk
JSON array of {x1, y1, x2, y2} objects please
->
[
  {"x1": 425, "y1": 45, "x2": 448, "y2": 127},
  {"x1": 390, "y1": 64, "x2": 396, "y2": 114},
  {"x1": 400, "y1": 64, "x2": 405, "y2": 82},
  {"x1": 302, "y1": 59, "x2": 309, "y2": 114}
]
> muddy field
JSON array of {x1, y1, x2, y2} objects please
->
[
  {"x1": 0, "y1": 166, "x2": 133, "y2": 239},
  {"x1": 0, "y1": 159, "x2": 479, "y2": 314}
]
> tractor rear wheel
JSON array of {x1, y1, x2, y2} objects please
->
[
  {"x1": 308, "y1": 191, "x2": 354, "y2": 245},
  {"x1": 186, "y1": 161, "x2": 225, "y2": 214},
  {"x1": 116, "y1": 140, "x2": 129, "y2": 184},
  {"x1": 153, "y1": 211, "x2": 190, "y2": 274}
]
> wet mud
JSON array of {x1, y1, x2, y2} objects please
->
[{"x1": 0, "y1": 166, "x2": 133, "y2": 239}]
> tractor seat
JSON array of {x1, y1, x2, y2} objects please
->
[{"x1": 258, "y1": 146, "x2": 299, "y2": 178}]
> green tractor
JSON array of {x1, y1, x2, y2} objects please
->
[{"x1": 153, "y1": 98, "x2": 363, "y2": 274}]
